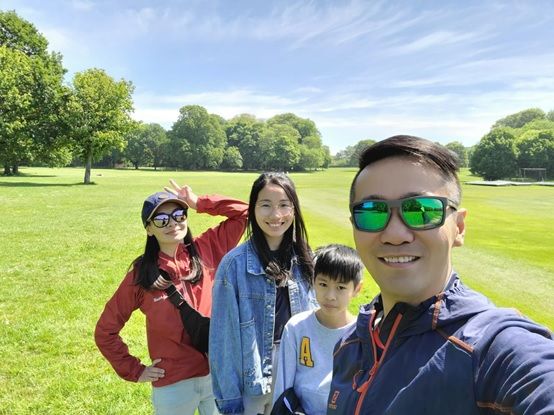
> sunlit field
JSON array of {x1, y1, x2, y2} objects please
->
[{"x1": 1, "y1": 167, "x2": 552, "y2": 414}]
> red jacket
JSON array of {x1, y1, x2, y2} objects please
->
[{"x1": 95, "y1": 195, "x2": 248, "y2": 387}]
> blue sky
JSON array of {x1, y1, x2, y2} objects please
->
[{"x1": 3, "y1": 0, "x2": 554, "y2": 154}]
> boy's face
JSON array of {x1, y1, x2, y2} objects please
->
[
  {"x1": 351, "y1": 156, "x2": 466, "y2": 311},
  {"x1": 314, "y1": 274, "x2": 361, "y2": 316}
]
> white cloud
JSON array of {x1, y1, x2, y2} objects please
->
[
  {"x1": 388, "y1": 30, "x2": 484, "y2": 54},
  {"x1": 71, "y1": 0, "x2": 95, "y2": 11}
]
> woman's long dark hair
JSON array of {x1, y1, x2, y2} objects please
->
[
  {"x1": 132, "y1": 227, "x2": 203, "y2": 290},
  {"x1": 247, "y1": 172, "x2": 313, "y2": 285}
]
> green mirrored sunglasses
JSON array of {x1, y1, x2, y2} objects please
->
[{"x1": 351, "y1": 196, "x2": 458, "y2": 232}]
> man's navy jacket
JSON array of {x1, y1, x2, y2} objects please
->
[{"x1": 328, "y1": 273, "x2": 554, "y2": 414}]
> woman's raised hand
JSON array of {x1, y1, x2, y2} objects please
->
[{"x1": 165, "y1": 179, "x2": 198, "y2": 210}]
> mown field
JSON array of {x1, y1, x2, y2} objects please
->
[{"x1": 0, "y1": 167, "x2": 552, "y2": 414}]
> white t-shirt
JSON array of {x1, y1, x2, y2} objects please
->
[{"x1": 273, "y1": 309, "x2": 355, "y2": 415}]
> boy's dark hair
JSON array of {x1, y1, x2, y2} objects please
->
[
  {"x1": 349, "y1": 135, "x2": 462, "y2": 205},
  {"x1": 314, "y1": 244, "x2": 363, "y2": 287},
  {"x1": 247, "y1": 172, "x2": 313, "y2": 284}
]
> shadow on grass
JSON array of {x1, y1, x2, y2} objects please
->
[
  {"x1": 0, "y1": 182, "x2": 86, "y2": 187},
  {"x1": 1, "y1": 172, "x2": 59, "y2": 178}
]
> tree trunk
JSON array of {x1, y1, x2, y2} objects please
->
[
  {"x1": 12, "y1": 165, "x2": 19, "y2": 175},
  {"x1": 84, "y1": 152, "x2": 92, "y2": 184},
  {"x1": 3, "y1": 165, "x2": 11, "y2": 175}
]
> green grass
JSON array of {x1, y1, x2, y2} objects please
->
[{"x1": 1, "y1": 167, "x2": 553, "y2": 414}]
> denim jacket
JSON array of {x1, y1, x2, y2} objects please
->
[{"x1": 209, "y1": 240, "x2": 317, "y2": 414}]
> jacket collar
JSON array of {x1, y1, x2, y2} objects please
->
[
  {"x1": 245, "y1": 240, "x2": 267, "y2": 276},
  {"x1": 157, "y1": 243, "x2": 190, "y2": 279},
  {"x1": 357, "y1": 272, "x2": 494, "y2": 343}
]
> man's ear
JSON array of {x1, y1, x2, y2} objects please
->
[{"x1": 453, "y1": 208, "x2": 467, "y2": 247}]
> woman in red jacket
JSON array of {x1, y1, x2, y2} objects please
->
[{"x1": 95, "y1": 180, "x2": 248, "y2": 415}]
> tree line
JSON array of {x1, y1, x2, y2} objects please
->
[
  {"x1": 335, "y1": 108, "x2": 554, "y2": 181},
  {"x1": 2, "y1": 11, "x2": 553, "y2": 183},
  {"x1": 1, "y1": 11, "x2": 330, "y2": 183},
  {"x1": 100, "y1": 109, "x2": 332, "y2": 173},
  {"x1": 470, "y1": 108, "x2": 554, "y2": 180}
]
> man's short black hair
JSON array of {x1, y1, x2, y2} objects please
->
[
  {"x1": 349, "y1": 135, "x2": 462, "y2": 205},
  {"x1": 314, "y1": 244, "x2": 364, "y2": 287}
]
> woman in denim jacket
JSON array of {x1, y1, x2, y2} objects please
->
[{"x1": 210, "y1": 172, "x2": 317, "y2": 415}]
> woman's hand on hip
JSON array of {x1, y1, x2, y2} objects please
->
[{"x1": 138, "y1": 358, "x2": 165, "y2": 383}]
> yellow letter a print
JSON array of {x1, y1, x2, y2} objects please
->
[{"x1": 299, "y1": 336, "x2": 314, "y2": 367}]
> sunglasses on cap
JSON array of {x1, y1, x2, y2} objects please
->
[
  {"x1": 149, "y1": 208, "x2": 187, "y2": 228},
  {"x1": 351, "y1": 196, "x2": 458, "y2": 232}
]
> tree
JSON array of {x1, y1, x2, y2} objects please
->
[
  {"x1": 0, "y1": 10, "x2": 48, "y2": 55},
  {"x1": 470, "y1": 128, "x2": 518, "y2": 180},
  {"x1": 295, "y1": 135, "x2": 325, "y2": 170},
  {"x1": 124, "y1": 122, "x2": 153, "y2": 169},
  {"x1": 515, "y1": 130, "x2": 554, "y2": 175},
  {"x1": 334, "y1": 139, "x2": 376, "y2": 167},
  {"x1": 0, "y1": 11, "x2": 68, "y2": 175},
  {"x1": 492, "y1": 108, "x2": 545, "y2": 129},
  {"x1": 147, "y1": 124, "x2": 169, "y2": 170},
  {"x1": 321, "y1": 145, "x2": 332, "y2": 168},
  {"x1": 297, "y1": 146, "x2": 324, "y2": 170},
  {"x1": 221, "y1": 146, "x2": 243, "y2": 170},
  {"x1": 349, "y1": 139, "x2": 376, "y2": 166},
  {"x1": 259, "y1": 124, "x2": 301, "y2": 171},
  {"x1": 547, "y1": 110, "x2": 554, "y2": 122},
  {"x1": 445, "y1": 141, "x2": 469, "y2": 168},
  {"x1": 267, "y1": 113, "x2": 320, "y2": 143},
  {"x1": 0, "y1": 46, "x2": 35, "y2": 174},
  {"x1": 66, "y1": 68, "x2": 134, "y2": 184},
  {"x1": 124, "y1": 122, "x2": 168, "y2": 169},
  {"x1": 169, "y1": 105, "x2": 226, "y2": 170},
  {"x1": 225, "y1": 114, "x2": 264, "y2": 170}
]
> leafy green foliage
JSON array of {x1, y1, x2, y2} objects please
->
[
  {"x1": 492, "y1": 108, "x2": 545, "y2": 129},
  {"x1": 445, "y1": 141, "x2": 469, "y2": 167},
  {"x1": 515, "y1": 130, "x2": 554, "y2": 172},
  {"x1": 470, "y1": 128, "x2": 518, "y2": 180},
  {"x1": 0, "y1": 11, "x2": 68, "y2": 174},
  {"x1": 225, "y1": 113, "x2": 265, "y2": 170},
  {"x1": 333, "y1": 139, "x2": 376, "y2": 167},
  {"x1": 169, "y1": 105, "x2": 227, "y2": 170},
  {"x1": 221, "y1": 146, "x2": 243, "y2": 170},
  {"x1": 471, "y1": 109, "x2": 554, "y2": 180},
  {"x1": 267, "y1": 112, "x2": 320, "y2": 143},
  {"x1": 0, "y1": 10, "x2": 48, "y2": 56},
  {"x1": 259, "y1": 123, "x2": 301, "y2": 170},
  {"x1": 124, "y1": 123, "x2": 168, "y2": 170},
  {"x1": 67, "y1": 68, "x2": 134, "y2": 183}
]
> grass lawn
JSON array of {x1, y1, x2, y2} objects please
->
[{"x1": 0, "y1": 167, "x2": 552, "y2": 414}]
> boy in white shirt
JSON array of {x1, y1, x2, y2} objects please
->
[{"x1": 272, "y1": 244, "x2": 363, "y2": 415}]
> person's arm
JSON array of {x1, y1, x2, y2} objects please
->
[
  {"x1": 475, "y1": 325, "x2": 554, "y2": 414},
  {"x1": 273, "y1": 322, "x2": 298, "y2": 405},
  {"x1": 209, "y1": 255, "x2": 245, "y2": 414},
  {"x1": 94, "y1": 270, "x2": 147, "y2": 382},
  {"x1": 194, "y1": 194, "x2": 248, "y2": 261},
  {"x1": 166, "y1": 180, "x2": 248, "y2": 260}
]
